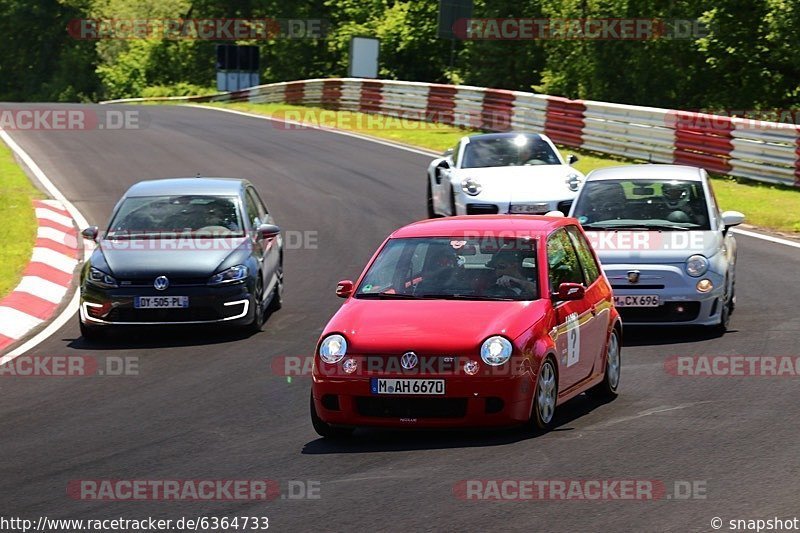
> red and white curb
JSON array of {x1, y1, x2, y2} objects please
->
[{"x1": 0, "y1": 199, "x2": 79, "y2": 353}]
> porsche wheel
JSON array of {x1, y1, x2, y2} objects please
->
[{"x1": 426, "y1": 179, "x2": 436, "y2": 218}]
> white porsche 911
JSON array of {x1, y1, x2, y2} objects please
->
[{"x1": 426, "y1": 132, "x2": 585, "y2": 217}]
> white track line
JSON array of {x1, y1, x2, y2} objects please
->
[
  {"x1": 0, "y1": 130, "x2": 88, "y2": 362},
  {"x1": 732, "y1": 228, "x2": 800, "y2": 250}
]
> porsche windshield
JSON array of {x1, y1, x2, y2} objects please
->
[
  {"x1": 355, "y1": 237, "x2": 539, "y2": 301},
  {"x1": 106, "y1": 195, "x2": 244, "y2": 238},
  {"x1": 572, "y1": 179, "x2": 711, "y2": 230},
  {"x1": 461, "y1": 135, "x2": 560, "y2": 169}
]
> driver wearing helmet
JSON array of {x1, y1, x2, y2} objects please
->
[
  {"x1": 662, "y1": 181, "x2": 694, "y2": 224},
  {"x1": 485, "y1": 248, "x2": 537, "y2": 298},
  {"x1": 413, "y1": 244, "x2": 462, "y2": 293}
]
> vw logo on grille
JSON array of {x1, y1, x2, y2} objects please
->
[
  {"x1": 627, "y1": 270, "x2": 640, "y2": 284},
  {"x1": 400, "y1": 352, "x2": 419, "y2": 370},
  {"x1": 153, "y1": 276, "x2": 169, "y2": 291}
]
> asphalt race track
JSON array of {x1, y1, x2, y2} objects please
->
[{"x1": 1, "y1": 104, "x2": 799, "y2": 531}]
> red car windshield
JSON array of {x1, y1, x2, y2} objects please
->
[{"x1": 355, "y1": 237, "x2": 539, "y2": 301}]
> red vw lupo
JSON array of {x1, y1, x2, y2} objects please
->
[{"x1": 310, "y1": 216, "x2": 621, "y2": 437}]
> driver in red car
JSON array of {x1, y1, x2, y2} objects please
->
[{"x1": 485, "y1": 249, "x2": 537, "y2": 298}]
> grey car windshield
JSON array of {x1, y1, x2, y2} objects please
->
[
  {"x1": 107, "y1": 195, "x2": 244, "y2": 238},
  {"x1": 461, "y1": 136, "x2": 560, "y2": 168},
  {"x1": 355, "y1": 237, "x2": 539, "y2": 301},
  {"x1": 572, "y1": 179, "x2": 711, "y2": 230}
]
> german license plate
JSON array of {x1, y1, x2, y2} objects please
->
[
  {"x1": 613, "y1": 295, "x2": 660, "y2": 307},
  {"x1": 134, "y1": 296, "x2": 189, "y2": 309},
  {"x1": 370, "y1": 378, "x2": 445, "y2": 395},
  {"x1": 510, "y1": 204, "x2": 548, "y2": 214}
]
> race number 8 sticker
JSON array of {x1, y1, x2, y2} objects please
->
[{"x1": 566, "y1": 312, "x2": 580, "y2": 367}]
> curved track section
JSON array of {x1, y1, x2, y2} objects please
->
[{"x1": 1, "y1": 104, "x2": 799, "y2": 531}]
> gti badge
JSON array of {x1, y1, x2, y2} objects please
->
[
  {"x1": 154, "y1": 276, "x2": 169, "y2": 291},
  {"x1": 400, "y1": 351, "x2": 419, "y2": 370},
  {"x1": 627, "y1": 270, "x2": 640, "y2": 284}
]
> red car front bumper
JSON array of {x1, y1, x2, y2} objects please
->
[{"x1": 312, "y1": 372, "x2": 536, "y2": 429}]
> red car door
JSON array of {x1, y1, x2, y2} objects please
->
[
  {"x1": 566, "y1": 225, "x2": 610, "y2": 382},
  {"x1": 546, "y1": 228, "x2": 596, "y2": 390}
]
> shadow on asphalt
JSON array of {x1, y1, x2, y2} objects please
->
[
  {"x1": 65, "y1": 312, "x2": 280, "y2": 351},
  {"x1": 301, "y1": 394, "x2": 617, "y2": 454},
  {"x1": 622, "y1": 325, "x2": 734, "y2": 347}
]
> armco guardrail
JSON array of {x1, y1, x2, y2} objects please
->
[{"x1": 103, "y1": 78, "x2": 800, "y2": 188}]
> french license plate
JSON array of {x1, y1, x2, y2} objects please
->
[
  {"x1": 613, "y1": 295, "x2": 660, "y2": 307},
  {"x1": 370, "y1": 378, "x2": 445, "y2": 395},
  {"x1": 134, "y1": 296, "x2": 189, "y2": 309},
  {"x1": 510, "y1": 204, "x2": 548, "y2": 214}
]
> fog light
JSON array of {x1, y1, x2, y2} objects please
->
[
  {"x1": 342, "y1": 358, "x2": 357, "y2": 374},
  {"x1": 84, "y1": 301, "x2": 111, "y2": 317},
  {"x1": 696, "y1": 279, "x2": 714, "y2": 293},
  {"x1": 464, "y1": 360, "x2": 480, "y2": 375},
  {"x1": 676, "y1": 305, "x2": 685, "y2": 313}
]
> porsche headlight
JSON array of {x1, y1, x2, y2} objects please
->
[
  {"x1": 87, "y1": 267, "x2": 118, "y2": 289},
  {"x1": 208, "y1": 265, "x2": 249, "y2": 286},
  {"x1": 480, "y1": 336, "x2": 513, "y2": 366},
  {"x1": 462, "y1": 177, "x2": 482, "y2": 196},
  {"x1": 566, "y1": 173, "x2": 581, "y2": 191},
  {"x1": 685, "y1": 255, "x2": 709, "y2": 277},
  {"x1": 319, "y1": 334, "x2": 347, "y2": 364}
]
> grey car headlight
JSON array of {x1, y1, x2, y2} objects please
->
[
  {"x1": 87, "y1": 267, "x2": 118, "y2": 289},
  {"x1": 480, "y1": 336, "x2": 513, "y2": 366},
  {"x1": 462, "y1": 177, "x2": 482, "y2": 196},
  {"x1": 208, "y1": 265, "x2": 248, "y2": 286},
  {"x1": 319, "y1": 334, "x2": 347, "y2": 364},
  {"x1": 685, "y1": 255, "x2": 709, "y2": 277}
]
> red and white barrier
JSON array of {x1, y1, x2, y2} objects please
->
[
  {"x1": 0, "y1": 200, "x2": 78, "y2": 353},
  {"x1": 103, "y1": 78, "x2": 800, "y2": 187}
]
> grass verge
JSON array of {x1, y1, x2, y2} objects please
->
[
  {"x1": 0, "y1": 139, "x2": 44, "y2": 299},
  {"x1": 207, "y1": 101, "x2": 800, "y2": 234}
]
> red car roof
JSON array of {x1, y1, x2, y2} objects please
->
[{"x1": 390, "y1": 215, "x2": 577, "y2": 238}]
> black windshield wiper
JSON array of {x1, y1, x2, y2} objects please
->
[
  {"x1": 357, "y1": 291, "x2": 417, "y2": 299},
  {"x1": 417, "y1": 293, "x2": 515, "y2": 301}
]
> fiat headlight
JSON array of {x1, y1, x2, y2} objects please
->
[
  {"x1": 319, "y1": 334, "x2": 347, "y2": 364},
  {"x1": 462, "y1": 177, "x2": 482, "y2": 196},
  {"x1": 480, "y1": 336, "x2": 513, "y2": 366},
  {"x1": 685, "y1": 255, "x2": 709, "y2": 277}
]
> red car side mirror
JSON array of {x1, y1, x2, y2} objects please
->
[
  {"x1": 554, "y1": 282, "x2": 585, "y2": 301},
  {"x1": 336, "y1": 280, "x2": 354, "y2": 298}
]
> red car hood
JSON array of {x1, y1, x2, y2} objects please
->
[{"x1": 323, "y1": 298, "x2": 549, "y2": 354}]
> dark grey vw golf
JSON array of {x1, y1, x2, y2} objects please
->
[{"x1": 78, "y1": 178, "x2": 283, "y2": 339}]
